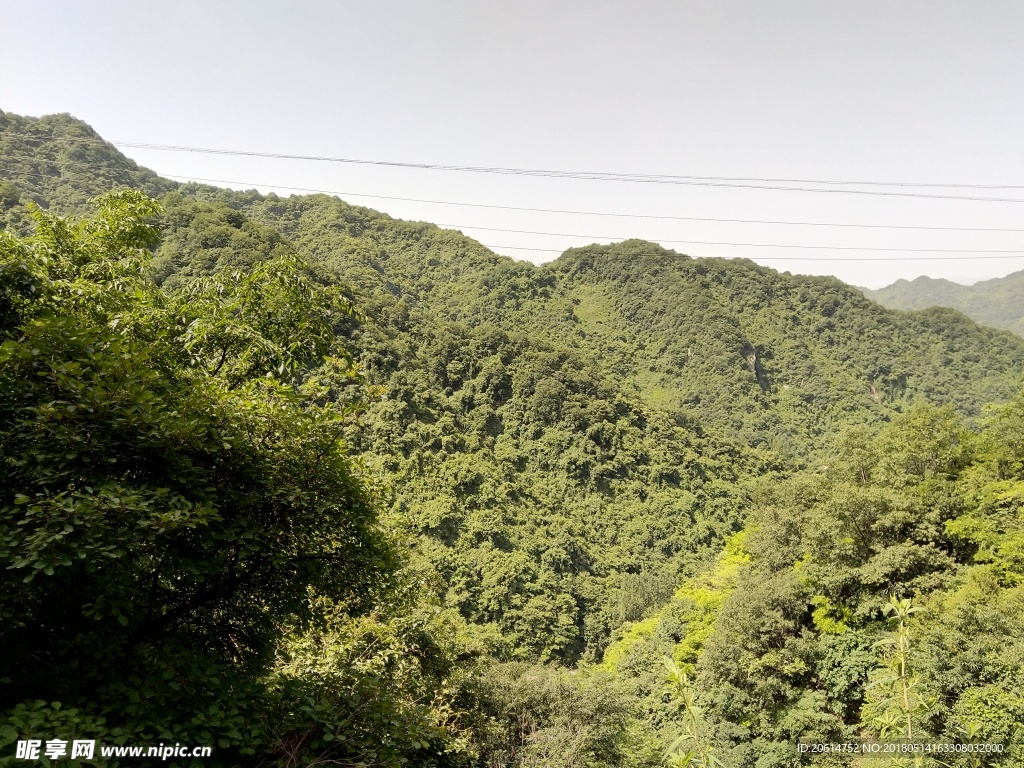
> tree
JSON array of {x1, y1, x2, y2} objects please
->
[
  {"x1": 861, "y1": 596, "x2": 934, "y2": 768},
  {"x1": 664, "y1": 657, "x2": 725, "y2": 768},
  {"x1": 0, "y1": 191, "x2": 393, "y2": 762}
]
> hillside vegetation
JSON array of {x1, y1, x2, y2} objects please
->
[
  {"x1": 865, "y1": 271, "x2": 1024, "y2": 338},
  {"x1": 1, "y1": 111, "x2": 1023, "y2": 767}
]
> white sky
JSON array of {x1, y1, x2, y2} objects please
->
[{"x1": 2, "y1": 1, "x2": 1024, "y2": 288}]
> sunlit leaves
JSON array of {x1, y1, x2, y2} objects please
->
[{"x1": 0, "y1": 192, "x2": 392, "y2": 764}]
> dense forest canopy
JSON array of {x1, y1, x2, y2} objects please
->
[
  {"x1": 865, "y1": 271, "x2": 1024, "y2": 339},
  {"x1": 1, "y1": 111, "x2": 1022, "y2": 767}
]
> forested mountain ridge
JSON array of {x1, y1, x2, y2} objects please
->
[
  {"x1": 2, "y1": 109, "x2": 1023, "y2": 449},
  {"x1": 3, "y1": 108, "x2": 1024, "y2": 656},
  {"x1": 2, "y1": 111, "x2": 1024, "y2": 767},
  {"x1": 187, "y1": 188, "x2": 1024, "y2": 451},
  {"x1": 865, "y1": 271, "x2": 1024, "y2": 338},
  {"x1": 0, "y1": 110, "x2": 175, "y2": 227},
  {"x1": 541, "y1": 244, "x2": 1024, "y2": 449}
]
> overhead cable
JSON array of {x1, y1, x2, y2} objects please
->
[{"x1": 5, "y1": 131, "x2": 1024, "y2": 202}]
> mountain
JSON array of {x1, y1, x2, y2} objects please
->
[
  {"x1": 5, "y1": 110, "x2": 1021, "y2": 447},
  {"x1": 4, "y1": 109, "x2": 1024, "y2": 655},
  {"x1": 0, "y1": 109, "x2": 174, "y2": 215},
  {"x1": 865, "y1": 271, "x2": 1024, "y2": 337},
  {"x1": 3, "y1": 110, "x2": 1024, "y2": 767},
  {"x1": 179, "y1": 189, "x2": 1024, "y2": 449}
]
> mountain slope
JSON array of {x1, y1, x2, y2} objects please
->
[
  {"x1": 4, "y1": 111, "x2": 1024, "y2": 660},
  {"x1": 5, "y1": 110, "x2": 1024, "y2": 766},
  {"x1": 211, "y1": 191, "x2": 1024, "y2": 452},
  {"x1": 0, "y1": 109, "x2": 176, "y2": 232},
  {"x1": 866, "y1": 270, "x2": 1024, "y2": 337},
  {"x1": 541, "y1": 243, "x2": 1024, "y2": 449}
]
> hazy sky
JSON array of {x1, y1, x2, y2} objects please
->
[{"x1": 3, "y1": 1, "x2": 1024, "y2": 288}]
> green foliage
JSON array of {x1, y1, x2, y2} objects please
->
[
  {"x1": 0, "y1": 110, "x2": 173, "y2": 231},
  {"x1": 262, "y1": 592, "x2": 479, "y2": 768},
  {"x1": 861, "y1": 597, "x2": 934, "y2": 745},
  {"x1": 471, "y1": 662, "x2": 656, "y2": 768},
  {"x1": 150, "y1": 192, "x2": 294, "y2": 288},
  {"x1": 4, "y1": 112, "x2": 1024, "y2": 767},
  {"x1": 545, "y1": 243, "x2": 1024, "y2": 452},
  {"x1": 0, "y1": 193, "x2": 414, "y2": 765},
  {"x1": 663, "y1": 658, "x2": 725, "y2": 768},
  {"x1": 639, "y1": 405, "x2": 1024, "y2": 767},
  {"x1": 172, "y1": 250, "x2": 351, "y2": 387},
  {"x1": 866, "y1": 271, "x2": 1024, "y2": 338}
]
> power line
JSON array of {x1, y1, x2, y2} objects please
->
[
  {"x1": 163, "y1": 174, "x2": 1024, "y2": 233},
  {"x1": 7, "y1": 131, "x2": 1023, "y2": 188},
  {"x1": 105, "y1": 143, "x2": 1024, "y2": 202},
  {"x1": 13, "y1": 162, "x2": 1024, "y2": 236},
  {"x1": 436, "y1": 223, "x2": 1024, "y2": 253},
  {"x1": 8, "y1": 155, "x2": 1024, "y2": 233},
  {"x1": 3, "y1": 164, "x2": 1024, "y2": 261},
  {"x1": 487, "y1": 244, "x2": 1024, "y2": 261},
  {"x1": 115, "y1": 141, "x2": 1024, "y2": 189},
  {"x1": 6, "y1": 131, "x2": 1024, "y2": 202},
  {"x1": 156, "y1": 173, "x2": 1024, "y2": 256}
]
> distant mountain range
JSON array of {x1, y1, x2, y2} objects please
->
[{"x1": 864, "y1": 271, "x2": 1024, "y2": 337}]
